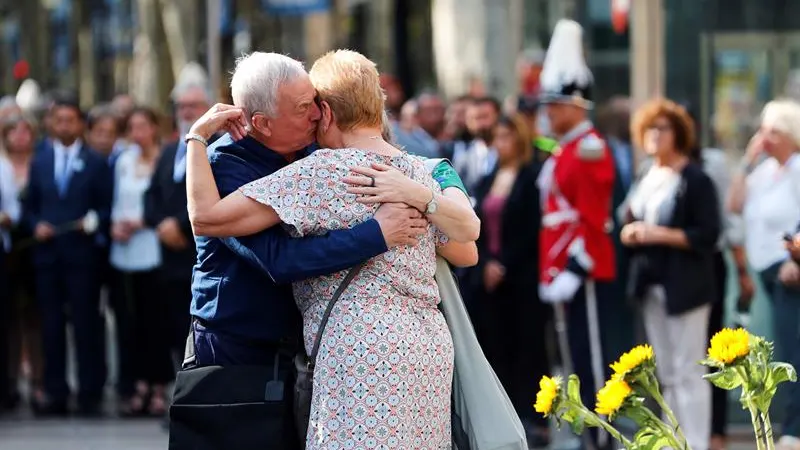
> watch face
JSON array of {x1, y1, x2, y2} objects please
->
[{"x1": 427, "y1": 200, "x2": 438, "y2": 214}]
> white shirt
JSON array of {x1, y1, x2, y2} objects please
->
[
  {"x1": 53, "y1": 139, "x2": 82, "y2": 192},
  {"x1": 110, "y1": 148, "x2": 161, "y2": 272},
  {"x1": 743, "y1": 155, "x2": 800, "y2": 271},
  {"x1": 0, "y1": 157, "x2": 20, "y2": 252}
]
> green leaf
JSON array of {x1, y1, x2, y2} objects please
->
[
  {"x1": 568, "y1": 412, "x2": 586, "y2": 435},
  {"x1": 633, "y1": 426, "x2": 673, "y2": 450},
  {"x1": 699, "y1": 358, "x2": 724, "y2": 369},
  {"x1": 567, "y1": 375, "x2": 584, "y2": 405},
  {"x1": 704, "y1": 369, "x2": 743, "y2": 390},
  {"x1": 769, "y1": 362, "x2": 797, "y2": 385}
]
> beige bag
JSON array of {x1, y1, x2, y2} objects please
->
[{"x1": 434, "y1": 257, "x2": 528, "y2": 450}]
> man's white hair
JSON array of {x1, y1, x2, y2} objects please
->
[
  {"x1": 172, "y1": 62, "x2": 213, "y2": 103},
  {"x1": 230, "y1": 52, "x2": 307, "y2": 120}
]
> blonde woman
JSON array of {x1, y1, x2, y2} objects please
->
[
  {"x1": 728, "y1": 99, "x2": 800, "y2": 450},
  {"x1": 185, "y1": 51, "x2": 478, "y2": 449}
]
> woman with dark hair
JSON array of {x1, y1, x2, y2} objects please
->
[
  {"x1": 471, "y1": 114, "x2": 549, "y2": 447},
  {"x1": 110, "y1": 107, "x2": 171, "y2": 416},
  {"x1": 623, "y1": 98, "x2": 720, "y2": 450}
]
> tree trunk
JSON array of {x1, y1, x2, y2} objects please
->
[
  {"x1": 75, "y1": 0, "x2": 97, "y2": 108},
  {"x1": 131, "y1": 0, "x2": 162, "y2": 107}
]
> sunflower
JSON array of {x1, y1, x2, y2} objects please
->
[
  {"x1": 708, "y1": 328, "x2": 751, "y2": 365},
  {"x1": 534, "y1": 376, "x2": 561, "y2": 416},
  {"x1": 610, "y1": 344, "x2": 655, "y2": 378},
  {"x1": 595, "y1": 378, "x2": 633, "y2": 417}
]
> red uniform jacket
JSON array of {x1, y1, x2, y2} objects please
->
[{"x1": 538, "y1": 121, "x2": 616, "y2": 284}]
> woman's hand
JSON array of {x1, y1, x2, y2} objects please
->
[
  {"x1": 621, "y1": 221, "x2": 648, "y2": 246},
  {"x1": 343, "y1": 163, "x2": 431, "y2": 211},
  {"x1": 483, "y1": 260, "x2": 506, "y2": 293},
  {"x1": 189, "y1": 103, "x2": 248, "y2": 142},
  {"x1": 744, "y1": 132, "x2": 765, "y2": 165},
  {"x1": 786, "y1": 233, "x2": 800, "y2": 263},
  {"x1": 779, "y1": 259, "x2": 800, "y2": 286}
]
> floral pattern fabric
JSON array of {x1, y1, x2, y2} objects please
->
[{"x1": 240, "y1": 148, "x2": 453, "y2": 450}]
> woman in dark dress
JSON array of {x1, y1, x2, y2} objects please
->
[
  {"x1": 471, "y1": 115, "x2": 550, "y2": 447},
  {"x1": 2, "y1": 115, "x2": 44, "y2": 410}
]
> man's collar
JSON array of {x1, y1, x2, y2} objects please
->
[
  {"x1": 54, "y1": 139, "x2": 82, "y2": 154},
  {"x1": 233, "y1": 134, "x2": 310, "y2": 165}
]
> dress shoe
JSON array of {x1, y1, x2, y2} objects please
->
[{"x1": 32, "y1": 399, "x2": 69, "y2": 417}]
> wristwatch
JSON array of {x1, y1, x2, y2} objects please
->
[
  {"x1": 184, "y1": 133, "x2": 209, "y2": 147},
  {"x1": 424, "y1": 191, "x2": 439, "y2": 215}
]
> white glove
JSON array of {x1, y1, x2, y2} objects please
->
[
  {"x1": 539, "y1": 271, "x2": 582, "y2": 304},
  {"x1": 81, "y1": 210, "x2": 99, "y2": 234}
]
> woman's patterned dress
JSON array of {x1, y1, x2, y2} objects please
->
[{"x1": 240, "y1": 148, "x2": 454, "y2": 450}]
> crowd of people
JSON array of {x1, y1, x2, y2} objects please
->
[
  {"x1": 0, "y1": 63, "x2": 212, "y2": 418},
  {"x1": 0, "y1": 21, "x2": 799, "y2": 450}
]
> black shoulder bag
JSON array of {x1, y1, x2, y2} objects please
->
[
  {"x1": 293, "y1": 263, "x2": 364, "y2": 446},
  {"x1": 168, "y1": 264, "x2": 363, "y2": 450}
]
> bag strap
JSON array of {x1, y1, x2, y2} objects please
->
[{"x1": 308, "y1": 263, "x2": 365, "y2": 365}]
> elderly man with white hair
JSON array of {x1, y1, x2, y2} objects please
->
[
  {"x1": 728, "y1": 98, "x2": 800, "y2": 450},
  {"x1": 168, "y1": 52, "x2": 431, "y2": 448}
]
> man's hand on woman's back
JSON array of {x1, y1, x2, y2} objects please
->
[{"x1": 374, "y1": 203, "x2": 428, "y2": 248}]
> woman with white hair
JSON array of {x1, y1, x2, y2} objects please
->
[{"x1": 728, "y1": 98, "x2": 800, "y2": 450}]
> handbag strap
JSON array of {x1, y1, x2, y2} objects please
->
[{"x1": 308, "y1": 263, "x2": 365, "y2": 365}]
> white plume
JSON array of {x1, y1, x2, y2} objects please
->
[
  {"x1": 540, "y1": 19, "x2": 593, "y2": 93},
  {"x1": 16, "y1": 79, "x2": 41, "y2": 112}
]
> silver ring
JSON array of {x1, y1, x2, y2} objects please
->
[{"x1": 369, "y1": 177, "x2": 375, "y2": 187}]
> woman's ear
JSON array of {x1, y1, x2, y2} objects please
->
[{"x1": 321, "y1": 100, "x2": 334, "y2": 133}]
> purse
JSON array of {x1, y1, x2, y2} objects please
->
[
  {"x1": 293, "y1": 263, "x2": 364, "y2": 447},
  {"x1": 434, "y1": 256, "x2": 528, "y2": 450}
]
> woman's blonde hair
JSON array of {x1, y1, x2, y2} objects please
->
[
  {"x1": 309, "y1": 50, "x2": 385, "y2": 132},
  {"x1": 761, "y1": 99, "x2": 800, "y2": 149}
]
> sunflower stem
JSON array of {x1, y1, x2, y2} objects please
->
[
  {"x1": 748, "y1": 405, "x2": 767, "y2": 450},
  {"x1": 643, "y1": 375, "x2": 690, "y2": 450},
  {"x1": 761, "y1": 411, "x2": 775, "y2": 450},
  {"x1": 640, "y1": 405, "x2": 686, "y2": 450},
  {"x1": 567, "y1": 402, "x2": 636, "y2": 450}
]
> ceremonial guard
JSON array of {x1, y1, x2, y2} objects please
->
[{"x1": 536, "y1": 19, "x2": 616, "y2": 449}]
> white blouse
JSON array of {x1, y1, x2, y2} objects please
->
[
  {"x1": 110, "y1": 148, "x2": 161, "y2": 272},
  {"x1": 743, "y1": 155, "x2": 800, "y2": 271}
]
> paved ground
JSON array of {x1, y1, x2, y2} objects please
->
[{"x1": 0, "y1": 415, "x2": 760, "y2": 450}]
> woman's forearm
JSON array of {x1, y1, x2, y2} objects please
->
[
  {"x1": 405, "y1": 184, "x2": 480, "y2": 243},
  {"x1": 185, "y1": 138, "x2": 224, "y2": 231},
  {"x1": 647, "y1": 225, "x2": 690, "y2": 249},
  {"x1": 727, "y1": 171, "x2": 748, "y2": 214}
]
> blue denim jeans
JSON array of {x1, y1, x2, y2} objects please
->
[{"x1": 760, "y1": 261, "x2": 800, "y2": 437}]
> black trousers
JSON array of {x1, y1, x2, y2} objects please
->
[
  {"x1": 567, "y1": 281, "x2": 615, "y2": 449},
  {"x1": 479, "y1": 280, "x2": 551, "y2": 427},
  {"x1": 708, "y1": 251, "x2": 728, "y2": 437},
  {"x1": 110, "y1": 269, "x2": 174, "y2": 387},
  {"x1": 36, "y1": 267, "x2": 106, "y2": 405},
  {"x1": 0, "y1": 255, "x2": 9, "y2": 405}
]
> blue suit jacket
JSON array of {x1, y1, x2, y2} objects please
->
[
  {"x1": 23, "y1": 142, "x2": 112, "y2": 268},
  {"x1": 190, "y1": 135, "x2": 388, "y2": 342}
]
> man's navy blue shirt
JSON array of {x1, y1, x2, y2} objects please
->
[{"x1": 190, "y1": 134, "x2": 388, "y2": 341}]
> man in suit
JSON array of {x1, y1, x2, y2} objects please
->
[
  {"x1": 145, "y1": 71, "x2": 214, "y2": 365},
  {"x1": 24, "y1": 99, "x2": 112, "y2": 416}
]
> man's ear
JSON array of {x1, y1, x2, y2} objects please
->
[{"x1": 252, "y1": 114, "x2": 272, "y2": 138}]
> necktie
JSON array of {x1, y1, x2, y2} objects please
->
[
  {"x1": 173, "y1": 140, "x2": 188, "y2": 183},
  {"x1": 57, "y1": 150, "x2": 71, "y2": 196}
]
